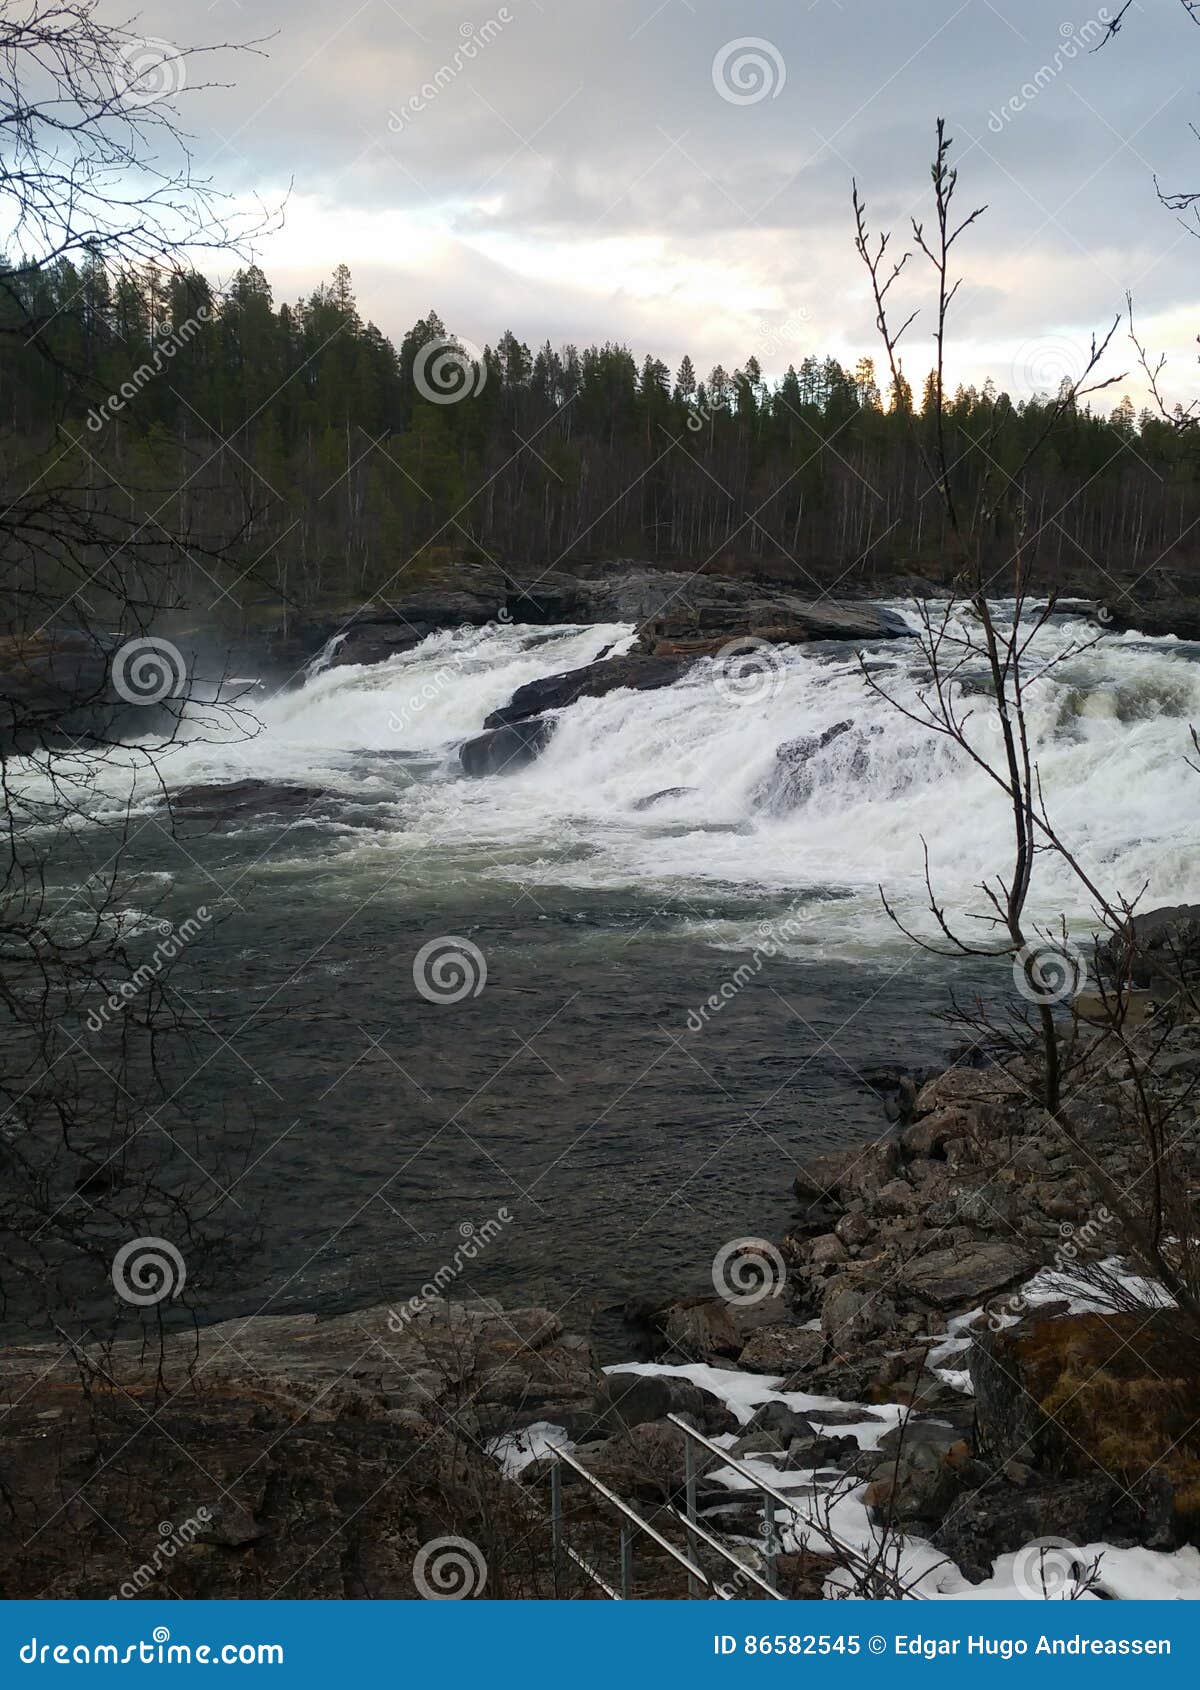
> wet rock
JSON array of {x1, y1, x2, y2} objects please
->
[
  {"x1": 459, "y1": 716, "x2": 554, "y2": 776},
  {"x1": 632, "y1": 786, "x2": 697, "y2": 810},
  {"x1": 1102, "y1": 904, "x2": 1200, "y2": 991},
  {"x1": 751, "y1": 721, "x2": 861, "y2": 814},
  {"x1": 637, "y1": 598, "x2": 912, "y2": 657},
  {"x1": 485, "y1": 655, "x2": 694, "y2": 729},
  {"x1": 172, "y1": 779, "x2": 329, "y2": 824}
]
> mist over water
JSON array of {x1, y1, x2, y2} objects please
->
[{"x1": 18, "y1": 605, "x2": 1200, "y2": 1344}]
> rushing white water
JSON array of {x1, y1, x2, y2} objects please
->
[{"x1": 23, "y1": 606, "x2": 1200, "y2": 959}]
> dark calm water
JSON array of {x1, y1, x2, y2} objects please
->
[{"x1": 44, "y1": 816, "x2": 981, "y2": 1354}]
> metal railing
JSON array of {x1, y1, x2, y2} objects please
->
[{"x1": 548, "y1": 1417, "x2": 789, "y2": 1600}]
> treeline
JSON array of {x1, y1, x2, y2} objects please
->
[{"x1": 5, "y1": 255, "x2": 1200, "y2": 622}]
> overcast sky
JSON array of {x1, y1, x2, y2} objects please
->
[{"x1": 134, "y1": 0, "x2": 1200, "y2": 405}]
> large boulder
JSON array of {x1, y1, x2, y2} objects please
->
[
  {"x1": 897, "y1": 1241, "x2": 1033, "y2": 1310},
  {"x1": 484, "y1": 654, "x2": 694, "y2": 729},
  {"x1": 459, "y1": 717, "x2": 554, "y2": 776},
  {"x1": 560, "y1": 1420, "x2": 719, "y2": 1501},
  {"x1": 658, "y1": 1297, "x2": 743, "y2": 1363},
  {"x1": 971, "y1": 1310, "x2": 1200, "y2": 1541},
  {"x1": 593, "y1": 1372, "x2": 737, "y2": 1437},
  {"x1": 172, "y1": 779, "x2": 329, "y2": 824},
  {"x1": 934, "y1": 1476, "x2": 1173, "y2": 1582},
  {"x1": 636, "y1": 597, "x2": 912, "y2": 657},
  {"x1": 751, "y1": 721, "x2": 869, "y2": 814},
  {"x1": 1102, "y1": 905, "x2": 1200, "y2": 993},
  {"x1": 737, "y1": 1324, "x2": 826, "y2": 1375},
  {"x1": 793, "y1": 1139, "x2": 900, "y2": 1207},
  {"x1": 0, "y1": 1296, "x2": 596, "y2": 1598}
]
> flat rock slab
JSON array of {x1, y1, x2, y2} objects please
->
[
  {"x1": 0, "y1": 1298, "x2": 599, "y2": 1432},
  {"x1": 897, "y1": 1243, "x2": 1034, "y2": 1310}
]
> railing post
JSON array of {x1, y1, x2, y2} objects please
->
[
  {"x1": 550, "y1": 1459, "x2": 564, "y2": 1598},
  {"x1": 619, "y1": 1524, "x2": 634, "y2": 1601},
  {"x1": 763, "y1": 1493, "x2": 779, "y2": 1592},
  {"x1": 684, "y1": 1435, "x2": 699, "y2": 1598}
]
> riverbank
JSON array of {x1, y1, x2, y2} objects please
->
[{"x1": 4, "y1": 999, "x2": 1199, "y2": 1600}]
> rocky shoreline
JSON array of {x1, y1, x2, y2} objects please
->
[{"x1": 4, "y1": 994, "x2": 1198, "y2": 1599}]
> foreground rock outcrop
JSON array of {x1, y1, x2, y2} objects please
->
[{"x1": 0, "y1": 1299, "x2": 600, "y2": 1599}]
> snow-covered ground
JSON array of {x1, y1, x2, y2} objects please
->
[{"x1": 489, "y1": 1261, "x2": 1200, "y2": 1601}]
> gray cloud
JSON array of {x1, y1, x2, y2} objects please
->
[{"x1": 134, "y1": 0, "x2": 1200, "y2": 397}]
